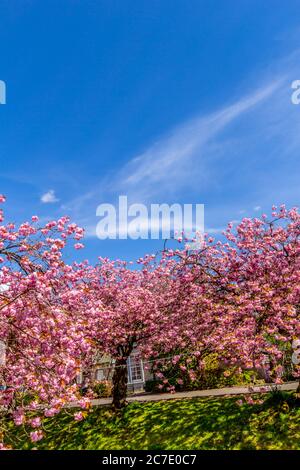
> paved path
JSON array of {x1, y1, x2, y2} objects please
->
[{"x1": 69, "y1": 381, "x2": 298, "y2": 408}]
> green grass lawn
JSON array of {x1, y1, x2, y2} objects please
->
[{"x1": 6, "y1": 391, "x2": 300, "y2": 450}]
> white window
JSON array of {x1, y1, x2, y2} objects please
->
[
  {"x1": 76, "y1": 371, "x2": 83, "y2": 384},
  {"x1": 95, "y1": 368, "x2": 105, "y2": 381},
  {"x1": 127, "y1": 354, "x2": 144, "y2": 384},
  {"x1": 0, "y1": 341, "x2": 6, "y2": 367}
]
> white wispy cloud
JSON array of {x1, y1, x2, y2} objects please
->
[
  {"x1": 62, "y1": 46, "x2": 300, "y2": 240},
  {"x1": 115, "y1": 80, "x2": 281, "y2": 201},
  {"x1": 206, "y1": 227, "x2": 225, "y2": 234},
  {"x1": 64, "y1": 78, "x2": 281, "y2": 219},
  {"x1": 40, "y1": 189, "x2": 59, "y2": 204}
]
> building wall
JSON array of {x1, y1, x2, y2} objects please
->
[{"x1": 91, "y1": 350, "x2": 154, "y2": 392}]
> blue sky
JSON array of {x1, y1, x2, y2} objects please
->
[{"x1": 0, "y1": 1, "x2": 300, "y2": 263}]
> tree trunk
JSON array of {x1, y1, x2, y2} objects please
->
[
  {"x1": 296, "y1": 380, "x2": 300, "y2": 395},
  {"x1": 112, "y1": 356, "x2": 129, "y2": 410}
]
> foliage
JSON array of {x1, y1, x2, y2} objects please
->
[
  {"x1": 147, "y1": 353, "x2": 259, "y2": 393},
  {"x1": 92, "y1": 380, "x2": 112, "y2": 398},
  {"x1": 5, "y1": 393, "x2": 300, "y2": 450},
  {"x1": 144, "y1": 380, "x2": 159, "y2": 393}
]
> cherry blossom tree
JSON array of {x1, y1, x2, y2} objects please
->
[
  {"x1": 177, "y1": 205, "x2": 300, "y2": 390},
  {"x1": 75, "y1": 205, "x2": 299, "y2": 408},
  {"x1": 75, "y1": 252, "x2": 212, "y2": 409},
  {"x1": 0, "y1": 196, "x2": 91, "y2": 447}
]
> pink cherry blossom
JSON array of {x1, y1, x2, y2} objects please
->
[
  {"x1": 30, "y1": 430, "x2": 43, "y2": 443},
  {"x1": 74, "y1": 243, "x2": 84, "y2": 250},
  {"x1": 74, "y1": 411, "x2": 84, "y2": 421},
  {"x1": 29, "y1": 417, "x2": 42, "y2": 428}
]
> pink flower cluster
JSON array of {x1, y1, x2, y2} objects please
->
[{"x1": 0, "y1": 197, "x2": 299, "y2": 447}]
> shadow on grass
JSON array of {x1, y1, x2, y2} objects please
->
[{"x1": 6, "y1": 393, "x2": 300, "y2": 450}]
